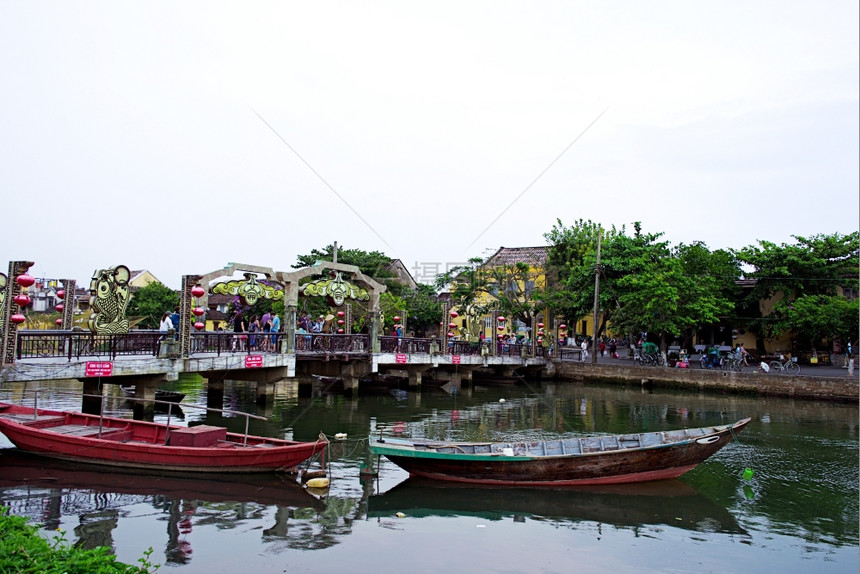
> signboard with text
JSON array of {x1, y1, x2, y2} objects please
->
[
  {"x1": 245, "y1": 355, "x2": 263, "y2": 368},
  {"x1": 85, "y1": 361, "x2": 113, "y2": 377},
  {"x1": 452, "y1": 355, "x2": 461, "y2": 364},
  {"x1": 395, "y1": 354, "x2": 408, "y2": 364}
]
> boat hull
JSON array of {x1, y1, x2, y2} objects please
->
[
  {"x1": 0, "y1": 402, "x2": 327, "y2": 473},
  {"x1": 371, "y1": 419, "x2": 750, "y2": 486}
]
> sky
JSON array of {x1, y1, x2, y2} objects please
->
[{"x1": 2, "y1": 1, "x2": 858, "y2": 289}]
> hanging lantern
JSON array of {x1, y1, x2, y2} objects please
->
[
  {"x1": 337, "y1": 311, "x2": 345, "y2": 318},
  {"x1": 448, "y1": 322, "x2": 457, "y2": 329},
  {"x1": 497, "y1": 333, "x2": 504, "y2": 339},
  {"x1": 193, "y1": 321, "x2": 205, "y2": 330},
  {"x1": 537, "y1": 322, "x2": 544, "y2": 329},
  {"x1": 56, "y1": 289, "x2": 65, "y2": 299},
  {"x1": 15, "y1": 274, "x2": 35, "y2": 288},
  {"x1": 537, "y1": 337, "x2": 543, "y2": 344},
  {"x1": 497, "y1": 316, "x2": 506, "y2": 322},
  {"x1": 497, "y1": 325, "x2": 505, "y2": 331},
  {"x1": 337, "y1": 328, "x2": 344, "y2": 334},
  {"x1": 10, "y1": 313, "x2": 26, "y2": 324},
  {"x1": 191, "y1": 285, "x2": 205, "y2": 298},
  {"x1": 192, "y1": 307, "x2": 205, "y2": 317},
  {"x1": 55, "y1": 318, "x2": 63, "y2": 326},
  {"x1": 55, "y1": 303, "x2": 64, "y2": 313},
  {"x1": 447, "y1": 331, "x2": 455, "y2": 337},
  {"x1": 559, "y1": 324, "x2": 567, "y2": 330},
  {"x1": 450, "y1": 310, "x2": 458, "y2": 318},
  {"x1": 393, "y1": 315, "x2": 401, "y2": 323},
  {"x1": 13, "y1": 294, "x2": 30, "y2": 307},
  {"x1": 337, "y1": 319, "x2": 344, "y2": 326}
]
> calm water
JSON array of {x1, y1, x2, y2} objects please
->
[{"x1": 0, "y1": 377, "x2": 857, "y2": 574}]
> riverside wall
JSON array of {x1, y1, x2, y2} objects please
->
[{"x1": 550, "y1": 361, "x2": 859, "y2": 403}]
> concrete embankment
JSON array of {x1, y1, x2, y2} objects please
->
[{"x1": 550, "y1": 361, "x2": 859, "y2": 403}]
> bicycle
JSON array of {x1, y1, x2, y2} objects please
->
[{"x1": 769, "y1": 355, "x2": 801, "y2": 376}]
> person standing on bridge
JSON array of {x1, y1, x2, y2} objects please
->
[
  {"x1": 233, "y1": 312, "x2": 246, "y2": 351},
  {"x1": 159, "y1": 312, "x2": 173, "y2": 333}
]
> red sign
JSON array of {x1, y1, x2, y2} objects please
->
[
  {"x1": 452, "y1": 355, "x2": 461, "y2": 364},
  {"x1": 85, "y1": 361, "x2": 113, "y2": 377},
  {"x1": 395, "y1": 354, "x2": 408, "y2": 364},
  {"x1": 245, "y1": 355, "x2": 263, "y2": 368}
]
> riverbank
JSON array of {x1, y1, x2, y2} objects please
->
[{"x1": 550, "y1": 359, "x2": 859, "y2": 403}]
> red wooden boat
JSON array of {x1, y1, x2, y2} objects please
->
[
  {"x1": 0, "y1": 402, "x2": 327, "y2": 474},
  {"x1": 370, "y1": 418, "x2": 750, "y2": 486}
]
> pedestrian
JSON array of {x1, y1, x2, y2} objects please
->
[
  {"x1": 270, "y1": 313, "x2": 280, "y2": 351},
  {"x1": 598, "y1": 340, "x2": 606, "y2": 357},
  {"x1": 580, "y1": 338, "x2": 589, "y2": 361},
  {"x1": 233, "y1": 312, "x2": 246, "y2": 351},
  {"x1": 609, "y1": 339, "x2": 617, "y2": 359},
  {"x1": 248, "y1": 314, "x2": 260, "y2": 350},
  {"x1": 159, "y1": 312, "x2": 173, "y2": 332}
]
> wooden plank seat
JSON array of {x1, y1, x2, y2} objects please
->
[
  {"x1": 49, "y1": 424, "x2": 132, "y2": 440},
  {"x1": 0, "y1": 414, "x2": 68, "y2": 428}
]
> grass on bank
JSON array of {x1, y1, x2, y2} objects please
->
[{"x1": 0, "y1": 508, "x2": 159, "y2": 573}]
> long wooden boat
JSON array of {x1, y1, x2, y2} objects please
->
[
  {"x1": 370, "y1": 418, "x2": 750, "y2": 486},
  {"x1": 0, "y1": 402, "x2": 328, "y2": 474}
]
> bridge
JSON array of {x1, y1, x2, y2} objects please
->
[{"x1": 1, "y1": 259, "x2": 550, "y2": 418}]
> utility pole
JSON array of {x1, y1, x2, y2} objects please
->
[{"x1": 591, "y1": 228, "x2": 602, "y2": 365}]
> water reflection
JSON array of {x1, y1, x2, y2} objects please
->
[
  {"x1": 368, "y1": 477, "x2": 746, "y2": 535},
  {"x1": 0, "y1": 451, "x2": 326, "y2": 564}
]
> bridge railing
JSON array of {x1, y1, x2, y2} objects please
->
[
  {"x1": 16, "y1": 330, "x2": 161, "y2": 361},
  {"x1": 295, "y1": 333, "x2": 370, "y2": 354}
]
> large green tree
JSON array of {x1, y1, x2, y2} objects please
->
[
  {"x1": 126, "y1": 282, "x2": 179, "y2": 328},
  {"x1": 734, "y1": 232, "x2": 859, "y2": 349}
]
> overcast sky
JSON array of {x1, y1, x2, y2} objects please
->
[{"x1": 2, "y1": 1, "x2": 857, "y2": 289}]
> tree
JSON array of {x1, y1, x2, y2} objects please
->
[
  {"x1": 435, "y1": 256, "x2": 546, "y2": 338},
  {"x1": 734, "y1": 232, "x2": 859, "y2": 347},
  {"x1": 126, "y1": 283, "x2": 179, "y2": 328}
]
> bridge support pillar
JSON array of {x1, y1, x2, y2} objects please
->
[
  {"x1": 256, "y1": 381, "x2": 276, "y2": 406},
  {"x1": 81, "y1": 379, "x2": 103, "y2": 416},
  {"x1": 207, "y1": 378, "x2": 225, "y2": 410}
]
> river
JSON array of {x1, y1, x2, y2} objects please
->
[{"x1": 0, "y1": 377, "x2": 857, "y2": 574}]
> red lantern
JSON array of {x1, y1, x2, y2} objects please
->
[
  {"x1": 55, "y1": 318, "x2": 63, "y2": 326},
  {"x1": 55, "y1": 303, "x2": 64, "y2": 313},
  {"x1": 193, "y1": 321, "x2": 205, "y2": 330},
  {"x1": 337, "y1": 328, "x2": 344, "y2": 334},
  {"x1": 450, "y1": 311, "x2": 458, "y2": 318},
  {"x1": 15, "y1": 274, "x2": 35, "y2": 288},
  {"x1": 448, "y1": 322, "x2": 457, "y2": 329},
  {"x1": 497, "y1": 334, "x2": 504, "y2": 338},
  {"x1": 10, "y1": 313, "x2": 26, "y2": 324},
  {"x1": 497, "y1": 316, "x2": 506, "y2": 322},
  {"x1": 192, "y1": 307, "x2": 205, "y2": 317},
  {"x1": 56, "y1": 289, "x2": 65, "y2": 299},
  {"x1": 537, "y1": 322, "x2": 544, "y2": 329},
  {"x1": 497, "y1": 326, "x2": 505, "y2": 331},
  {"x1": 13, "y1": 294, "x2": 30, "y2": 307},
  {"x1": 537, "y1": 337, "x2": 543, "y2": 344},
  {"x1": 337, "y1": 311, "x2": 345, "y2": 318},
  {"x1": 337, "y1": 319, "x2": 344, "y2": 326},
  {"x1": 559, "y1": 324, "x2": 567, "y2": 330},
  {"x1": 393, "y1": 315, "x2": 400, "y2": 322},
  {"x1": 446, "y1": 331, "x2": 454, "y2": 337},
  {"x1": 191, "y1": 285, "x2": 205, "y2": 298}
]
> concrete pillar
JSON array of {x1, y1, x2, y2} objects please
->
[
  {"x1": 343, "y1": 375, "x2": 360, "y2": 395},
  {"x1": 256, "y1": 381, "x2": 275, "y2": 406},
  {"x1": 81, "y1": 379, "x2": 103, "y2": 415},
  {"x1": 207, "y1": 378, "x2": 224, "y2": 410},
  {"x1": 408, "y1": 369, "x2": 422, "y2": 389}
]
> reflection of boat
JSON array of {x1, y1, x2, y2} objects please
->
[
  {"x1": 368, "y1": 477, "x2": 744, "y2": 534},
  {"x1": 0, "y1": 450, "x2": 325, "y2": 509},
  {"x1": 0, "y1": 402, "x2": 328, "y2": 473},
  {"x1": 370, "y1": 418, "x2": 750, "y2": 486},
  {"x1": 120, "y1": 386, "x2": 186, "y2": 403},
  {"x1": 311, "y1": 374, "x2": 343, "y2": 385}
]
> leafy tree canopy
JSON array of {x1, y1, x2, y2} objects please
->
[{"x1": 126, "y1": 282, "x2": 179, "y2": 328}]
